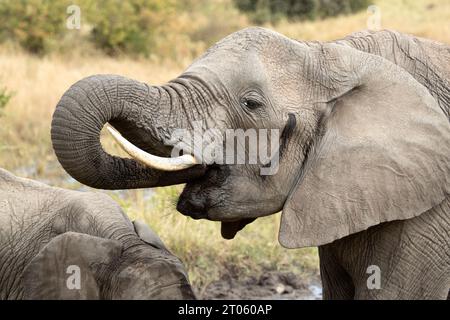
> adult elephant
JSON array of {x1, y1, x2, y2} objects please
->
[
  {"x1": 0, "y1": 169, "x2": 194, "y2": 300},
  {"x1": 51, "y1": 28, "x2": 450, "y2": 299}
]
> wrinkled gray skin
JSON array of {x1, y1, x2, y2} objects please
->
[
  {"x1": 51, "y1": 28, "x2": 450, "y2": 299},
  {"x1": 0, "y1": 169, "x2": 194, "y2": 300}
]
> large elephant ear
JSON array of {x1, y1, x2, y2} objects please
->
[
  {"x1": 279, "y1": 47, "x2": 450, "y2": 248},
  {"x1": 23, "y1": 232, "x2": 122, "y2": 299}
]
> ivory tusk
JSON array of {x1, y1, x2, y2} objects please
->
[{"x1": 106, "y1": 124, "x2": 198, "y2": 171}]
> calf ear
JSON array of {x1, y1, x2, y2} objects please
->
[
  {"x1": 133, "y1": 220, "x2": 167, "y2": 250},
  {"x1": 279, "y1": 49, "x2": 450, "y2": 248},
  {"x1": 23, "y1": 232, "x2": 122, "y2": 299}
]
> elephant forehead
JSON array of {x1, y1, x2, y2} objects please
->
[
  {"x1": 184, "y1": 51, "x2": 268, "y2": 97},
  {"x1": 187, "y1": 47, "x2": 262, "y2": 75},
  {"x1": 203, "y1": 27, "x2": 273, "y2": 56}
]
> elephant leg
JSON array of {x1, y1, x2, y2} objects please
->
[
  {"x1": 320, "y1": 200, "x2": 450, "y2": 300},
  {"x1": 318, "y1": 246, "x2": 355, "y2": 300},
  {"x1": 353, "y1": 262, "x2": 450, "y2": 300},
  {"x1": 349, "y1": 204, "x2": 450, "y2": 299}
]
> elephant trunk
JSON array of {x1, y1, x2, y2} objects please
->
[{"x1": 51, "y1": 74, "x2": 205, "y2": 189}]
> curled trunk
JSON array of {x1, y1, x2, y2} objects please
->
[{"x1": 51, "y1": 74, "x2": 204, "y2": 189}]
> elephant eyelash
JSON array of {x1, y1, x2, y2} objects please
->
[
  {"x1": 243, "y1": 99, "x2": 261, "y2": 110},
  {"x1": 240, "y1": 98, "x2": 262, "y2": 110}
]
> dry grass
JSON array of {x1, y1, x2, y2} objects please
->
[
  {"x1": 0, "y1": 0, "x2": 448, "y2": 289},
  {"x1": 275, "y1": 0, "x2": 450, "y2": 43}
]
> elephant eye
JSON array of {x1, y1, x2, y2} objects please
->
[{"x1": 240, "y1": 98, "x2": 262, "y2": 110}]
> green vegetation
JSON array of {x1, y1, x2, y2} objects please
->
[
  {"x1": 233, "y1": 0, "x2": 371, "y2": 23},
  {"x1": 0, "y1": 0, "x2": 244, "y2": 58},
  {"x1": 0, "y1": 85, "x2": 12, "y2": 114},
  {"x1": 0, "y1": 0, "x2": 369, "y2": 56},
  {"x1": 317, "y1": 0, "x2": 371, "y2": 18},
  {"x1": 84, "y1": 0, "x2": 175, "y2": 56},
  {"x1": 0, "y1": 0, "x2": 69, "y2": 54}
]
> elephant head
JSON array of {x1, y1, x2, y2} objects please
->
[
  {"x1": 22, "y1": 222, "x2": 194, "y2": 299},
  {"x1": 51, "y1": 28, "x2": 450, "y2": 248}
]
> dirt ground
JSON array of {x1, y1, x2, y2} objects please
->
[{"x1": 195, "y1": 271, "x2": 322, "y2": 300}]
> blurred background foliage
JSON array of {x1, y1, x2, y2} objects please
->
[
  {"x1": 234, "y1": 0, "x2": 370, "y2": 23},
  {"x1": 0, "y1": 0, "x2": 369, "y2": 58},
  {"x1": 0, "y1": 0, "x2": 69, "y2": 54}
]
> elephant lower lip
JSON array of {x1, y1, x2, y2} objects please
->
[{"x1": 221, "y1": 218, "x2": 256, "y2": 239}]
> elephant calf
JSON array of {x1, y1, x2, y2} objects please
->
[{"x1": 0, "y1": 168, "x2": 194, "y2": 300}]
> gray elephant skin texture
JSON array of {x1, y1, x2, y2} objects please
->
[
  {"x1": 51, "y1": 28, "x2": 450, "y2": 299},
  {"x1": 0, "y1": 169, "x2": 195, "y2": 300}
]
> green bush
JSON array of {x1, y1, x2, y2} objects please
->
[
  {"x1": 317, "y1": 0, "x2": 371, "y2": 17},
  {"x1": 84, "y1": 0, "x2": 176, "y2": 56},
  {"x1": 233, "y1": 0, "x2": 371, "y2": 23},
  {"x1": 0, "y1": 86, "x2": 12, "y2": 115},
  {"x1": 0, "y1": 0, "x2": 69, "y2": 54},
  {"x1": 0, "y1": 0, "x2": 246, "y2": 59},
  {"x1": 0, "y1": 0, "x2": 179, "y2": 57},
  {"x1": 84, "y1": 0, "x2": 247, "y2": 59}
]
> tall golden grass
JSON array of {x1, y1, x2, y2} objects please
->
[
  {"x1": 276, "y1": 0, "x2": 450, "y2": 43},
  {"x1": 0, "y1": 0, "x2": 448, "y2": 291}
]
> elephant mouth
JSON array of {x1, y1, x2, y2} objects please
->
[
  {"x1": 176, "y1": 173, "x2": 257, "y2": 240},
  {"x1": 108, "y1": 125, "x2": 257, "y2": 239}
]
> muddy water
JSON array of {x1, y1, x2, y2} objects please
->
[
  {"x1": 198, "y1": 272, "x2": 322, "y2": 300},
  {"x1": 308, "y1": 284, "x2": 323, "y2": 300}
]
